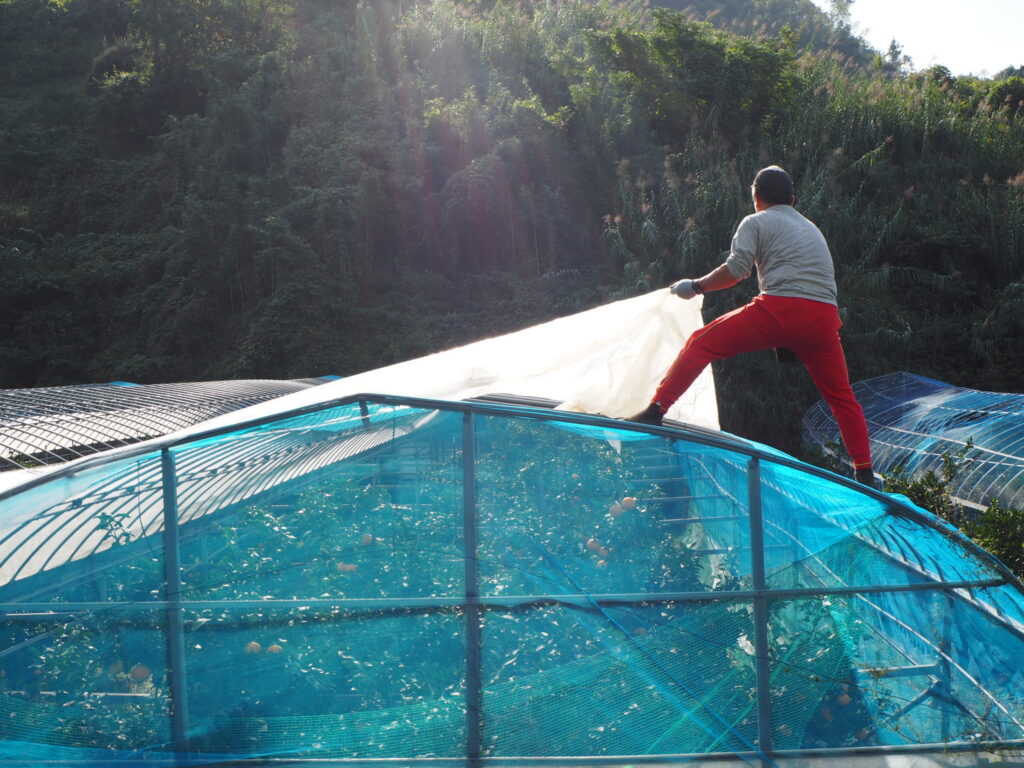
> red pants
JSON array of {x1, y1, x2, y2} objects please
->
[{"x1": 654, "y1": 294, "x2": 873, "y2": 468}]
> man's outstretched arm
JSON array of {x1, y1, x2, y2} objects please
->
[{"x1": 671, "y1": 263, "x2": 740, "y2": 299}]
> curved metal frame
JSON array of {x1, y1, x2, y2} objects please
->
[
  {"x1": 804, "y1": 372, "x2": 1024, "y2": 511},
  {"x1": 3, "y1": 390, "x2": 1022, "y2": 592},
  {"x1": 0, "y1": 379, "x2": 325, "y2": 471},
  {"x1": 3, "y1": 392, "x2": 1024, "y2": 765}
]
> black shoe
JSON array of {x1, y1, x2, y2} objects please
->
[
  {"x1": 627, "y1": 402, "x2": 664, "y2": 426},
  {"x1": 855, "y1": 467, "x2": 879, "y2": 490}
]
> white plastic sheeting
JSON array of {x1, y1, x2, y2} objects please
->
[
  {"x1": 179, "y1": 287, "x2": 717, "y2": 436},
  {"x1": 0, "y1": 289, "x2": 714, "y2": 498}
]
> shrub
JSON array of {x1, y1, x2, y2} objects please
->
[
  {"x1": 963, "y1": 499, "x2": 1024, "y2": 580},
  {"x1": 881, "y1": 442, "x2": 1024, "y2": 581},
  {"x1": 881, "y1": 443, "x2": 971, "y2": 528}
]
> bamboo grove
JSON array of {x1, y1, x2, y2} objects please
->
[{"x1": 1, "y1": 0, "x2": 1023, "y2": 459}]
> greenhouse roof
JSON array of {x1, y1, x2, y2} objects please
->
[
  {"x1": 2, "y1": 390, "x2": 1024, "y2": 767},
  {"x1": 0, "y1": 378, "x2": 329, "y2": 473},
  {"x1": 803, "y1": 371, "x2": 1024, "y2": 510}
]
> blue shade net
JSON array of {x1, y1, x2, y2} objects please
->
[
  {"x1": 1, "y1": 396, "x2": 1024, "y2": 766},
  {"x1": 803, "y1": 371, "x2": 1024, "y2": 510}
]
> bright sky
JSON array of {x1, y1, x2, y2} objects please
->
[{"x1": 808, "y1": 0, "x2": 1023, "y2": 77}]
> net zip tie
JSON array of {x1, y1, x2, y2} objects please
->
[{"x1": 536, "y1": 548, "x2": 781, "y2": 768}]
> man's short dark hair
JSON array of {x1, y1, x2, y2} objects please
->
[{"x1": 753, "y1": 166, "x2": 794, "y2": 205}]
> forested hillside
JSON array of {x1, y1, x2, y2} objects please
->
[
  {"x1": 2, "y1": 0, "x2": 1023, "y2": 458},
  {"x1": 657, "y1": 0, "x2": 877, "y2": 67}
]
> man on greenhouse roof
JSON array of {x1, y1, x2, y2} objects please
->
[{"x1": 629, "y1": 165, "x2": 878, "y2": 488}]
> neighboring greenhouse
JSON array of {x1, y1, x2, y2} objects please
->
[
  {"x1": 803, "y1": 371, "x2": 1024, "y2": 510},
  {"x1": 0, "y1": 378, "x2": 332, "y2": 473},
  {"x1": 2, "y1": 391, "x2": 1024, "y2": 767}
]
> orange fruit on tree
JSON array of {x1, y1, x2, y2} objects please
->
[
  {"x1": 621, "y1": 496, "x2": 637, "y2": 510},
  {"x1": 266, "y1": 644, "x2": 283, "y2": 654},
  {"x1": 836, "y1": 692, "x2": 852, "y2": 707},
  {"x1": 129, "y1": 663, "x2": 151, "y2": 681},
  {"x1": 244, "y1": 641, "x2": 262, "y2": 655},
  {"x1": 586, "y1": 538, "x2": 601, "y2": 552},
  {"x1": 609, "y1": 503, "x2": 623, "y2": 517}
]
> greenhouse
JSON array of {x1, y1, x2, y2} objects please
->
[
  {"x1": 0, "y1": 378, "x2": 332, "y2": 475},
  {"x1": 803, "y1": 371, "x2": 1024, "y2": 511},
  {"x1": 2, "y1": 296, "x2": 1024, "y2": 767}
]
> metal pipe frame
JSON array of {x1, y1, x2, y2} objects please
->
[
  {"x1": 4, "y1": 392, "x2": 1024, "y2": 764},
  {"x1": 0, "y1": 380, "x2": 314, "y2": 471},
  {"x1": 4, "y1": 390, "x2": 1019, "y2": 594},
  {"x1": 463, "y1": 411, "x2": 483, "y2": 764},
  {"x1": 160, "y1": 448, "x2": 190, "y2": 756},
  {"x1": 747, "y1": 457, "x2": 773, "y2": 759},
  {"x1": 1, "y1": 741, "x2": 1022, "y2": 767},
  {"x1": 0, "y1": 576, "x2": 1007, "y2": 618}
]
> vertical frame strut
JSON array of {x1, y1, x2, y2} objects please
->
[
  {"x1": 748, "y1": 457, "x2": 774, "y2": 759},
  {"x1": 463, "y1": 411, "x2": 483, "y2": 764},
  {"x1": 160, "y1": 448, "x2": 191, "y2": 756}
]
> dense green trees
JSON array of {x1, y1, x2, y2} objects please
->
[{"x1": 1, "y1": 0, "x2": 1023, "y2": 459}]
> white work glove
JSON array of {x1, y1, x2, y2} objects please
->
[{"x1": 670, "y1": 279, "x2": 700, "y2": 300}]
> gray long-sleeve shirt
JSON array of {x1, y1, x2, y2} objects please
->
[{"x1": 724, "y1": 205, "x2": 838, "y2": 306}]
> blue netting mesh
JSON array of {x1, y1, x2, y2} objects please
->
[
  {"x1": 1, "y1": 395, "x2": 1023, "y2": 766},
  {"x1": 803, "y1": 371, "x2": 1024, "y2": 509}
]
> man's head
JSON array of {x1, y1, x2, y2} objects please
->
[{"x1": 752, "y1": 165, "x2": 794, "y2": 208}]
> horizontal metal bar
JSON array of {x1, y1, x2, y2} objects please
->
[
  {"x1": 0, "y1": 577, "x2": 1005, "y2": 617},
  {"x1": 854, "y1": 663, "x2": 942, "y2": 680},
  {"x1": 661, "y1": 514, "x2": 744, "y2": 524},
  {"x1": 31, "y1": 690, "x2": 158, "y2": 701},
  {"x1": 6, "y1": 738, "x2": 1021, "y2": 767},
  {"x1": 0, "y1": 594, "x2": 734, "y2": 616},
  {"x1": 693, "y1": 545, "x2": 792, "y2": 555},
  {"x1": 647, "y1": 495, "x2": 732, "y2": 504}
]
